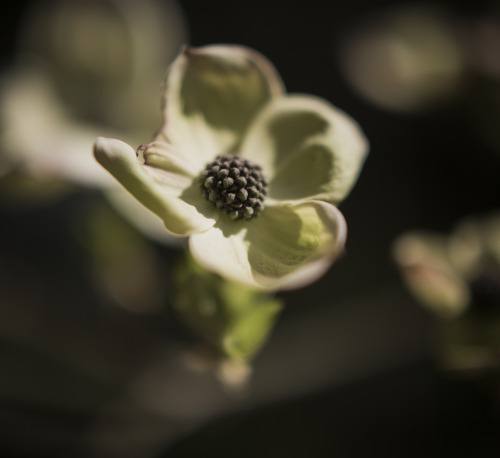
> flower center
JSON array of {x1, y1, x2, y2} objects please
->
[{"x1": 200, "y1": 154, "x2": 268, "y2": 220}]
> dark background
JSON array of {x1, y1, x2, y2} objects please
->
[{"x1": 1, "y1": 0, "x2": 500, "y2": 457}]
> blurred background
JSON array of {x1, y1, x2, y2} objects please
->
[{"x1": 1, "y1": 0, "x2": 500, "y2": 457}]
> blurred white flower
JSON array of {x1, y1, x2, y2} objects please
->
[
  {"x1": 0, "y1": 0, "x2": 187, "y2": 242},
  {"x1": 393, "y1": 213, "x2": 500, "y2": 318},
  {"x1": 393, "y1": 213, "x2": 500, "y2": 374},
  {"x1": 337, "y1": 4, "x2": 466, "y2": 112}
]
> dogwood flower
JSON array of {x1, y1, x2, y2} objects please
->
[
  {"x1": 393, "y1": 214, "x2": 500, "y2": 374},
  {"x1": 94, "y1": 45, "x2": 368, "y2": 290},
  {"x1": 338, "y1": 4, "x2": 466, "y2": 113},
  {"x1": 393, "y1": 213, "x2": 500, "y2": 318},
  {"x1": 1, "y1": 0, "x2": 185, "y2": 181},
  {"x1": 0, "y1": 0, "x2": 186, "y2": 242}
]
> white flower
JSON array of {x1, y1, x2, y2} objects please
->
[
  {"x1": 393, "y1": 213, "x2": 500, "y2": 318},
  {"x1": 0, "y1": 0, "x2": 187, "y2": 243},
  {"x1": 94, "y1": 44, "x2": 369, "y2": 290},
  {"x1": 393, "y1": 213, "x2": 500, "y2": 374},
  {"x1": 338, "y1": 4, "x2": 466, "y2": 112}
]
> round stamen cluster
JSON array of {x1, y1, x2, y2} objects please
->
[{"x1": 200, "y1": 154, "x2": 268, "y2": 220}]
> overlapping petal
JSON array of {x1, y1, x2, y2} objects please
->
[
  {"x1": 160, "y1": 45, "x2": 285, "y2": 167},
  {"x1": 189, "y1": 201, "x2": 346, "y2": 290},
  {"x1": 139, "y1": 139, "x2": 198, "y2": 178},
  {"x1": 93, "y1": 137, "x2": 215, "y2": 236},
  {"x1": 239, "y1": 95, "x2": 369, "y2": 204}
]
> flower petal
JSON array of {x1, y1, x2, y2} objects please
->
[
  {"x1": 138, "y1": 139, "x2": 198, "y2": 178},
  {"x1": 239, "y1": 95, "x2": 369, "y2": 205},
  {"x1": 160, "y1": 44, "x2": 285, "y2": 166},
  {"x1": 93, "y1": 137, "x2": 216, "y2": 236},
  {"x1": 189, "y1": 201, "x2": 346, "y2": 290},
  {"x1": 0, "y1": 68, "x2": 117, "y2": 187},
  {"x1": 247, "y1": 201, "x2": 347, "y2": 289},
  {"x1": 104, "y1": 187, "x2": 184, "y2": 246}
]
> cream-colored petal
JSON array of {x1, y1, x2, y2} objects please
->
[
  {"x1": 239, "y1": 95, "x2": 369, "y2": 205},
  {"x1": 0, "y1": 68, "x2": 118, "y2": 187},
  {"x1": 104, "y1": 187, "x2": 185, "y2": 246},
  {"x1": 94, "y1": 137, "x2": 215, "y2": 236},
  {"x1": 189, "y1": 201, "x2": 346, "y2": 290},
  {"x1": 160, "y1": 44, "x2": 285, "y2": 165},
  {"x1": 137, "y1": 139, "x2": 198, "y2": 178},
  {"x1": 247, "y1": 201, "x2": 347, "y2": 289},
  {"x1": 189, "y1": 222, "x2": 253, "y2": 286}
]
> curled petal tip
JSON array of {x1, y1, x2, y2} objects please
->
[{"x1": 93, "y1": 137, "x2": 136, "y2": 164}]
